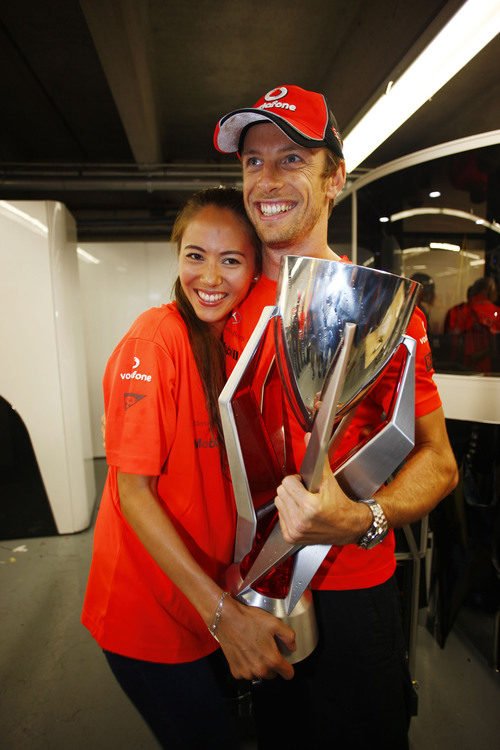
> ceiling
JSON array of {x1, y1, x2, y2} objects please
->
[{"x1": 0, "y1": 0, "x2": 499, "y2": 239}]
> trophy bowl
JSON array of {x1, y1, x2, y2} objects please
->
[{"x1": 275, "y1": 256, "x2": 420, "y2": 430}]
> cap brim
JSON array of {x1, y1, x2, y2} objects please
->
[
  {"x1": 215, "y1": 107, "x2": 343, "y2": 159},
  {"x1": 214, "y1": 109, "x2": 276, "y2": 153}
]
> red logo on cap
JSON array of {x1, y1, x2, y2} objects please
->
[{"x1": 264, "y1": 87, "x2": 288, "y2": 102}]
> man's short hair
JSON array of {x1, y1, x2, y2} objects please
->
[{"x1": 322, "y1": 149, "x2": 343, "y2": 217}]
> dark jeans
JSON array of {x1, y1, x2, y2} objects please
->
[
  {"x1": 103, "y1": 648, "x2": 239, "y2": 749},
  {"x1": 252, "y1": 577, "x2": 412, "y2": 750}
]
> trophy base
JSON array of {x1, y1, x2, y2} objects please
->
[{"x1": 225, "y1": 566, "x2": 318, "y2": 664}]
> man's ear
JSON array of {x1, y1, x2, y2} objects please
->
[{"x1": 325, "y1": 160, "x2": 346, "y2": 200}]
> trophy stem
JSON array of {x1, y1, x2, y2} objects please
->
[
  {"x1": 300, "y1": 323, "x2": 357, "y2": 492},
  {"x1": 238, "y1": 322, "x2": 357, "y2": 595}
]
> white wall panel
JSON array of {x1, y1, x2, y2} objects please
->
[
  {"x1": 0, "y1": 201, "x2": 95, "y2": 533},
  {"x1": 434, "y1": 374, "x2": 500, "y2": 424},
  {"x1": 78, "y1": 240, "x2": 178, "y2": 456}
]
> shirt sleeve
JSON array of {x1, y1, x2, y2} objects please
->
[
  {"x1": 471, "y1": 298, "x2": 500, "y2": 333},
  {"x1": 369, "y1": 306, "x2": 442, "y2": 419},
  {"x1": 104, "y1": 336, "x2": 177, "y2": 476}
]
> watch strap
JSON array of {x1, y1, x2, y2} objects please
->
[{"x1": 357, "y1": 499, "x2": 389, "y2": 550}]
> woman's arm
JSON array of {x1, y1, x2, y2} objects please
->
[{"x1": 117, "y1": 472, "x2": 296, "y2": 680}]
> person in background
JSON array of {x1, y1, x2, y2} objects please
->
[
  {"x1": 411, "y1": 271, "x2": 435, "y2": 334},
  {"x1": 445, "y1": 276, "x2": 500, "y2": 372},
  {"x1": 82, "y1": 187, "x2": 296, "y2": 750},
  {"x1": 466, "y1": 276, "x2": 500, "y2": 372},
  {"x1": 214, "y1": 85, "x2": 458, "y2": 749}
]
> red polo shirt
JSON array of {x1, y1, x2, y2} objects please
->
[
  {"x1": 82, "y1": 304, "x2": 236, "y2": 662},
  {"x1": 223, "y1": 267, "x2": 441, "y2": 590}
]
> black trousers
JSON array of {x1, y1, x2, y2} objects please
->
[
  {"x1": 252, "y1": 577, "x2": 412, "y2": 750},
  {"x1": 104, "y1": 648, "x2": 239, "y2": 749}
]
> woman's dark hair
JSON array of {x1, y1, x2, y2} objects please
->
[{"x1": 172, "y1": 187, "x2": 261, "y2": 448}]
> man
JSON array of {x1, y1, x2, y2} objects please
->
[{"x1": 214, "y1": 85, "x2": 458, "y2": 748}]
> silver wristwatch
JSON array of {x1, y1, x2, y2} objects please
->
[{"x1": 357, "y1": 499, "x2": 389, "y2": 550}]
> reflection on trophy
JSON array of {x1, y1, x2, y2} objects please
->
[{"x1": 219, "y1": 256, "x2": 420, "y2": 662}]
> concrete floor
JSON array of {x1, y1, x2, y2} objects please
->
[{"x1": 1, "y1": 459, "x2": 499, "y2": 749}]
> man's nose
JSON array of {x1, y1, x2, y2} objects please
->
[{"x1": 257, "y1": 161, "x2": 283, "y2": 192}]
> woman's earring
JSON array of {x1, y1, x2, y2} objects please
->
[{"x1": 253, "y1": 275, "x2": 260, "y2": 282}]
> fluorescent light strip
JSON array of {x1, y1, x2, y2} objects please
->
[
  {"x1": 0, "y1": 200, "x2": 101, "y2": 264},
  {"x1": 456, "y1": 250, "x2": 481, "y2": 261},
  {"x1": 429, "y1": 242, "x2": 461, "y2": 252},
  {"x1": 401, "y1": 247, "x2": 430, "y2": 256},
  {"x1": 0, "y1": 200, "x2": 48, "y2": 236},
  {"x1": 342, "y1": 0, "x2": 500, "y2": 172},
  {"x1": 77, "y1": 247, "x2": 101, "y2": 264},
  {"x1": 398, "y1": 244, "x2": 481, "y2": 261},
  {"x1": 389, "y1": 207, "x2": 500, "y2": 234}
]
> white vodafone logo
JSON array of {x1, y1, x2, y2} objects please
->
[
  {"x1": 120, "y1": 355, "x2": 151, "y2": 382},
  {"x1": 264, "y1": 87, "x2": 288, "y2": 102}
]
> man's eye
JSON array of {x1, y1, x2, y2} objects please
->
[
  {"x1": 285, "y1": 154, "x2": 301, "y2": 164},
  {"x1": 244, "y1": 156, "x2": 261, "y2": 168}
]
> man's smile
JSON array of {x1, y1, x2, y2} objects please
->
[{"x1": 257, "y1": 201, "x2": 297, "y2": 217}]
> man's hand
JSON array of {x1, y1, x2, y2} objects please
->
[
  {"x1": 275, "y1": 407, "x2": 458, "y2": 547},
  {"x1": 275, "y1": 459, "x2": 371, "y2": 547},
  {"x1": 215, "y1": 596, "x2": 296, "y2": 681}
]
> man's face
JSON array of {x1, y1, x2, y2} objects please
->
[{"x1": 240, "y1": 122, "x2": 342, "y2": 250}]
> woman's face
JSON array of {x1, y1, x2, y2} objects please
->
[{"x1": 178, "y1": 205, "x2": 258, "y2": 334}]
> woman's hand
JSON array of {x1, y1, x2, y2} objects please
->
[
  {"x1": 117, "y1": 472, "x2": 296, "y2": 681},
  {"x1": 213, "y1": 594, "x2": 296, "y2": 681}
]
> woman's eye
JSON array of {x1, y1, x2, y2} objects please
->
[
  {"x1": 222, "y1": 257, "x2": 240, "y2": 265},
  {"x1": 186, "y1": 252, "x2": 203, "y2": 261}
]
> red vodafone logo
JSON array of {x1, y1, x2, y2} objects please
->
[{"x1": 264, "y1": 87, "x2": 288, "y2": 102}]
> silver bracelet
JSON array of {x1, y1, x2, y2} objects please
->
[{"x1": 208, "y1": 591, "x2": 230, "y2": 642}]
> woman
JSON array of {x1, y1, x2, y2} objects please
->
[{"x1": 82, "y1": 188, "x2": 295, "y2": 749}]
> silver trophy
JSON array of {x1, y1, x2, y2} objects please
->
[{"x1": 219, "y1": 257, "x2": 420, "y2": 662}]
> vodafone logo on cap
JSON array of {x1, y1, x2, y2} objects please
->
[
  {"x1": 264, "y1": 87, "x2": 288, "y2": 102},
  {"x1": 259, "y1": 86, "x2": 296, "y2": 113}
]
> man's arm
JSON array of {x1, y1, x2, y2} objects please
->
[{"x1": 274, "y1": 406, "x2": 458, "y2": 546}]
